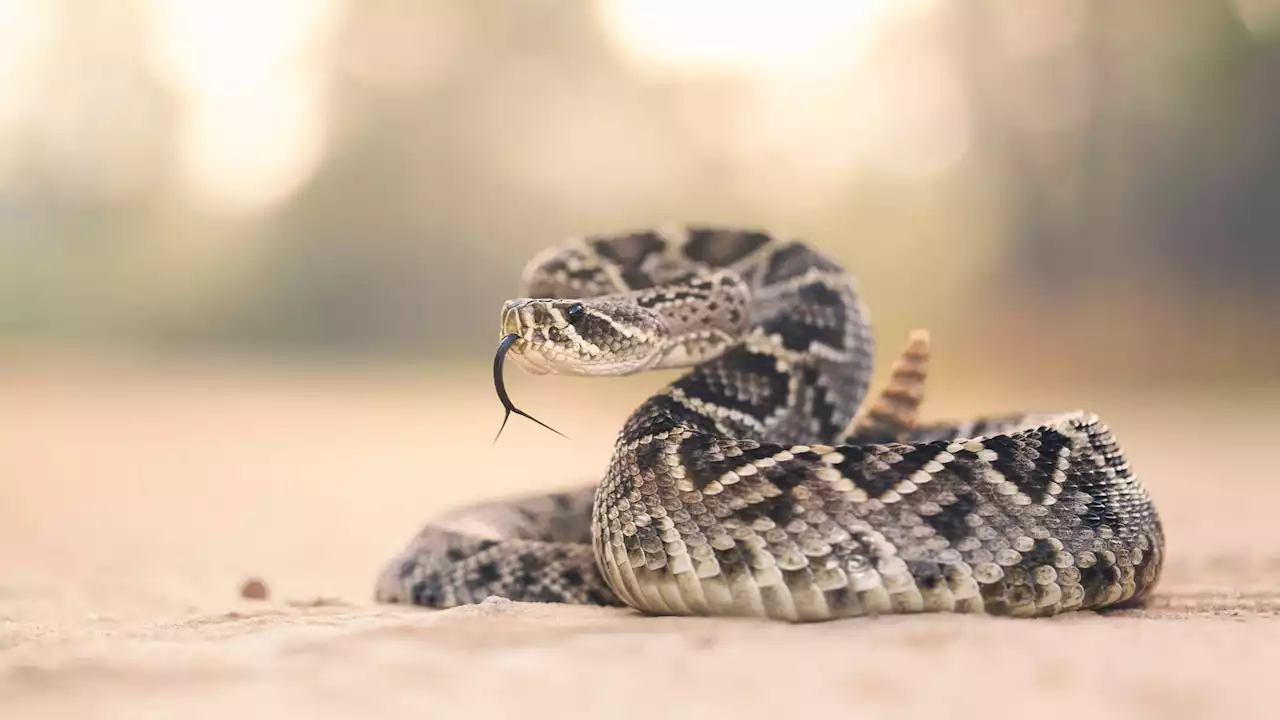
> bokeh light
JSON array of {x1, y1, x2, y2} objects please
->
[
  {"x1": 142, "y1": 0, "x2": 340, "y2": 214},
  {"x1": 0, "y1": 0, "x2": 53, "y2": 188},
  {"x1": 596, "y1": 0, "x2": 921, "y2": 75}
]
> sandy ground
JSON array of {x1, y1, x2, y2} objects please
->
[{"x1": 2, "y1": 365, "x2": 1278, "y2": 719}]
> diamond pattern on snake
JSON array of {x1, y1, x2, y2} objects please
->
[{"x1": 374, "y1": 226, "x2": 1164, "y2": 621}]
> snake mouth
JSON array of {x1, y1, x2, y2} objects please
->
[
  {"x1": 498, "y1": 301, "x2": 557, "y2": 375},
  {"x1": 492, "y1": 332, "x2": 566, "y2": 444}
]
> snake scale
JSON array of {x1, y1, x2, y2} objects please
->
[{"x1": 374, "y1": 226, "x2": 1164, "y2": 621}]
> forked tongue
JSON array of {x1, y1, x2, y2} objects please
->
[{"x1": 493, "y1": 332, "x2": 568, "y2": 444}]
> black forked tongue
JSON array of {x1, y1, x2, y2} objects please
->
[{"x1": 493, "y1": 332, "x2": 568, "y2": 444}]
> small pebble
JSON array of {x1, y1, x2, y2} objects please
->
[{"x1": 239, "y1": 577, "x2": 270, "y2": 600}]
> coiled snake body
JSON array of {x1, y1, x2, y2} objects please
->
[{"x1": 375, "y1": 227, "x2": 1164, "y2": 620}]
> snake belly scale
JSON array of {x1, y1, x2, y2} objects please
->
[{"x1": 374, "y1": 227, "x2": 1165, "y2": 621}]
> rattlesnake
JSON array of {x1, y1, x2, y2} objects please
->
[{"x1": 374, "y1": 227, "x2": 1164, "y2": 620}]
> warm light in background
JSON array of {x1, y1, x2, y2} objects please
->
[
  {"x1": 592, "y1": 0, "x2": 963, "y2": 184},
  {"x1": 595, "y1": 0, "x2": 917, "y2": 75},
  {"x1": 142, "y1": 0, "x2": 340, "y2": 215},
  {"x1": 0, "y1": 0, "x2": 52, "y2": 186}
]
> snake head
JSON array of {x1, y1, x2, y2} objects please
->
[{"x1": 498, "y1": 297, "x2": 668, "y2": 376}]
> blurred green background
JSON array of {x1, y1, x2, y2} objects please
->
[{"x1": 2, "y1": 0, "x2": 1278, "y2": 393}]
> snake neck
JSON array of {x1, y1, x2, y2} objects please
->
[
  {"x1": 624, "y1": 256, "x2": 875, "y2": 448},
  {"x1": 640, "y1": 269, "x2": 755, "y2": 371}
]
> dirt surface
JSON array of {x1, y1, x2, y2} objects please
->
[{"x1": 2, "y1": 366, "x2": 1277, "y2": 719}]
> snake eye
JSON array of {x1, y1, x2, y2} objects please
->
[{"x1": 565, "y1": 303, "x2": 585, "y2": 325}]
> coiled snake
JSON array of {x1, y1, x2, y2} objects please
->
[{"x1": 375, "y1": 227, "x2": 1164, "y2": 621}]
